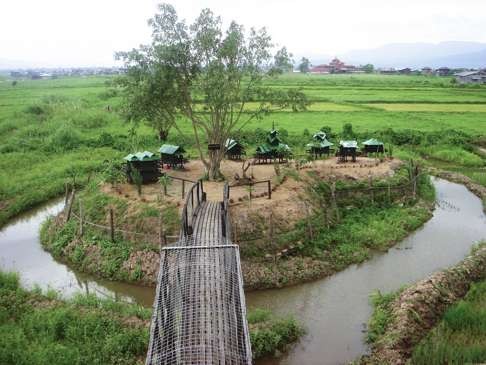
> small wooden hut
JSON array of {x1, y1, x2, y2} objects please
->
[
  {"x1": 159, "y1": 144, "x2": 186, "y2": 169},
  {"x1": 124, "y1": 151, "x2": 161, "y2": 184},
  {"x1": 338, "y1": 140, "x2": 358, "y2": 162},
  {"x1": 254, "y1": 129, "x2": 292, "y2": 163},
  {"x1": 362, "y1": 138, "x2": 384, "y2": 154},
  {"x1": 225, "y1": 139, "x2": 246, "y2": 160},
  {"x1": 306, "y1": 131, "x2": 334, "y2": 158}
]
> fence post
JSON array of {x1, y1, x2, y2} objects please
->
[
  {"x1": 305, "y1": 202, "x2": 313, "y2": 241},
  {"x1": 78, "y1": 199, "x2": 84, "y2": 237},
  {"x1": 182, "y1": 180, "x2": 185, "y2": 199},
  {"x1": 64, "y1": 183, "x2": 69, "y2": 205},
  {"x1": 109, "y1": 208, "x2": 115, "y2": 242},
  {"x1": 331, "y1": 181, "x2": 339, "y2": 222},
  {"x1": 269, "y1": 210, "x2": 275, "y2": 246},
  {"x1": 369, "y1": 174, "x2": 374, "y2": 204},
  {"x1": 159, "y1": 211, "x2": 166, "y2": 247},
  {"x1": 267, "y1": 180, "x2": 272, "y2": 199},
  {"x1": 387, "y1": 182, "x2": 391, "y2": 204},
  {"x1": 65, "y1": 189, "x2": 75, "y2": 222}
]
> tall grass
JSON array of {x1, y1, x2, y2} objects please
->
[
  {"x1": 0, "y1": 271, "x2": 149, "y2": 365},
  {"x1": 411, "y1": 280, "x2": 486, "y2": 364}
]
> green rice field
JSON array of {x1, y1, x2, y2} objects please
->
[{"x1": 0, "y1": 74, "x2": 485, "y2": 226}]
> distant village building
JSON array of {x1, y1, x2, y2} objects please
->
[
  {"x1": 398, "y1": 68, "x2": 412, "y2": 75},
  {"x1": 421, "y1": 67, "x2": 433, "y2": 75},
  {"x1": 455, "y1": 70, "x2": 486, "y2": 85},
  {"x1": 436, "y1": 67, "x2": 452, "y2": 76},
  {"x1": 310, "y1": 58, "x2": 363, "y2": 74},
  {"x1": 379, "y1": 68, "x2": 398, "y2": 75}
]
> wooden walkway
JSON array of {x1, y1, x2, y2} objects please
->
[{"x1": 146, "y1": 183, "x2": 252, "y2": 365}]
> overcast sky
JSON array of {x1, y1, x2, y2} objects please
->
[{"x1": 2, "y1": 0, "x2": 486, "y2": 68}]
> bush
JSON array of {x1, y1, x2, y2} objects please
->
[{"x1": 47, "y1": 126, "x2": 83, "y2": 152}]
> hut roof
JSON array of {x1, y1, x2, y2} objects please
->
[
  {"x1": 159, "y1": 144, "x2": 185, "y2": 155},
  {"x1": 312, "y1": 131, "x2": 327, "y2": 141},
  {"x1": 123, "y1": 151, "x2": 159, "y2": 162},
  {"x1": 307, "y1": 139, "x2": 333, "y2": 149},
  {"x1": 225, "y1": 139, "x2": 243, "y2": 151},
  {"x1": 362, "y1": 138, "x2": 384, "y2": 146},
  {"x1": 340, "y1": 140, "x2": 358, "y2": 148},
  {"x1": 256, "y1": 142, "x2": 291, "y2": 154}
]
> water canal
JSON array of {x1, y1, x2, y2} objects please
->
[{"x1": 1, "y1": 178, "x2": 485, "y2": 364}]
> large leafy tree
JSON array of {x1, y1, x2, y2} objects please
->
[
  {"x1": 115, "y1": 46, "x2": 178, "y2": 141},
  {"x1": 118, "y1": 4, "x2": 308, "y2": 180},
  {"x1": 298, "y1": 57, "x2": 311, "y2": 73}
]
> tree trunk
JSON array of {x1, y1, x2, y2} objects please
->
[
  {"x1": 207, "y1": 149, "x2": 224, "y2": 181},
  {"x1": 158, "y1": 129, "x2": 169, "y2": 141}
]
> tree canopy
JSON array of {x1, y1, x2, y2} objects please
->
[
  {"x1": 117, "y1": 3, "x2": 308, "y2": 180},
  {"x1": 298, "y1": 57, "x2": 311, "y2": 73}
]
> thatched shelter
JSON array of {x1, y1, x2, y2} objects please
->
[
  {"x1": 124, "y1": 151, "x2": 161, "y2": 184},
  {"x1": 225, "y1": 139, "x2": 246, "y2": 160},
  {"x1": 159, "y1": 144, "x2": 186, "y2": 169},
  {"x1": 338, "y1": 140, "x2": 358, "y2": 162},
  {"x1": 362, "y1": 138, "x2": 384, "y2": 154},
  {"x1": 306, "y1": 131, "x2": 334, "y2": 158},
  {"x1": 254, "y1": 129, "x2": 292, "y2": 163}
]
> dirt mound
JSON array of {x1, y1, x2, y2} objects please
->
[{"x1": 364, "y1": 245, "x2": 486, "y2": 364}]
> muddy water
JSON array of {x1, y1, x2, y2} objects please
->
[
  {"x1": 247, "y1": 178, "x2": 486, "y2": 365},
  {"x1": 0, "y1": 179, "x2": 485, "y2": 364},
  {"x1": 0, "y1": 198, "x2": 155, "y2": 307}
]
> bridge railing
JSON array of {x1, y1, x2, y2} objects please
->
[{"x1": 181, "y1": 179, "x2": 206, "y2": 236}]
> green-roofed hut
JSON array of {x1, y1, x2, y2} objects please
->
[
  {"x1": 224, "y1": 139, "x2": 246, "y2": 160},
  {"x1": 254, "y1": 129, "x2": 292, "y2": 164},
  {"x1": 338, "y1": 140, "x2": 358, "y2": 162},
  {"x1": 362, "y1": 138, "x2": 384, "y2": 154},
  {"x1": 306, "y1": 131, "x2": 334, "y2": 158},
  {"x1": 123, "y1": 151, "x2": 161, "y2": 184},
  {"x1": 159, "y1": 144, "x2": 186, "y2": 169}
]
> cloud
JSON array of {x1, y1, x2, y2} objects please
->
[{"x1": 1, "y1": 0, "x2": 486, "y2": 67}]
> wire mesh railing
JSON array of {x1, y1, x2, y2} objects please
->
[{"x1": 147, "y1": 182, "x2": 252, "y2": 364}]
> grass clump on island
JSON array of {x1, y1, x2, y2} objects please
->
[
  {"x1": 0, "y1": 271, "x2": 302, "y2": 364},
  {"x1": 411, "y1": 280, "x2": 486, "y2": 364}
]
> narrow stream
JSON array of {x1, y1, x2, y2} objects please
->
[
  {"x1": 247, "y1": 178, "x2": 486, "y2": 365},
  {"x1": 0, "y1": 178, "x2": 485, "y2": 364},
  {"x1": 0, "y1": 198, "x2": 155, "y2": 307}
]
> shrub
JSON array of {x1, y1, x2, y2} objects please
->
[{"x1": 47, "y1": 126, "x2": 83, "y2": 152}]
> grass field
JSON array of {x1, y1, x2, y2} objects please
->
[
  {"x1": 0, "y1": 74, "x2": 485, "y2": 226},
  {"x1": 411, "y1": 279, "x2": 486, "y2": 364}
]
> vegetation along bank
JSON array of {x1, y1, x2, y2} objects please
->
[
  {"x1": 0, "y1": 271, "x2": 302, "y2": 364},
  {"x1": 363, "y1": 243, "x2": 486, "y2": 365}
]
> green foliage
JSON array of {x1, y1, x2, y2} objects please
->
[
  {"x1": 0, "y1": 271, "x2": 148, "y2": 365},
  {"x1": 47, "y1": 126, "x2": 83, "y2": 152},
  {"x1": 131, "y1": 169, "x2": 143, "y2": 196},
  {"x1": 412, "y1": 280, "x2": 486, "y2": 364},
  {"x1": 248, "y1": 308, "x2": 303, "y2": 358},
  {"x1": 298, "y1": 57, "x2": 310, "y2": 74},
  {"x1": 428, "y1": 146, "x2": 484, "y2": 167},
  {"x1": 366, "y1": 290, "x2": 401, "y2": 344}
]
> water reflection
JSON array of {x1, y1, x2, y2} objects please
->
[
  {"x1": 0, "y1": 198, "x2": 156, "y2": 307},
  {"x1": 248, "y1": 178, "x2": 486, "y2": 365}
]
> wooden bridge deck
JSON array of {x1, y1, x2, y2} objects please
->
[{"x1": 146, "y1": 193, "x2": 252, "y2": 365}]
